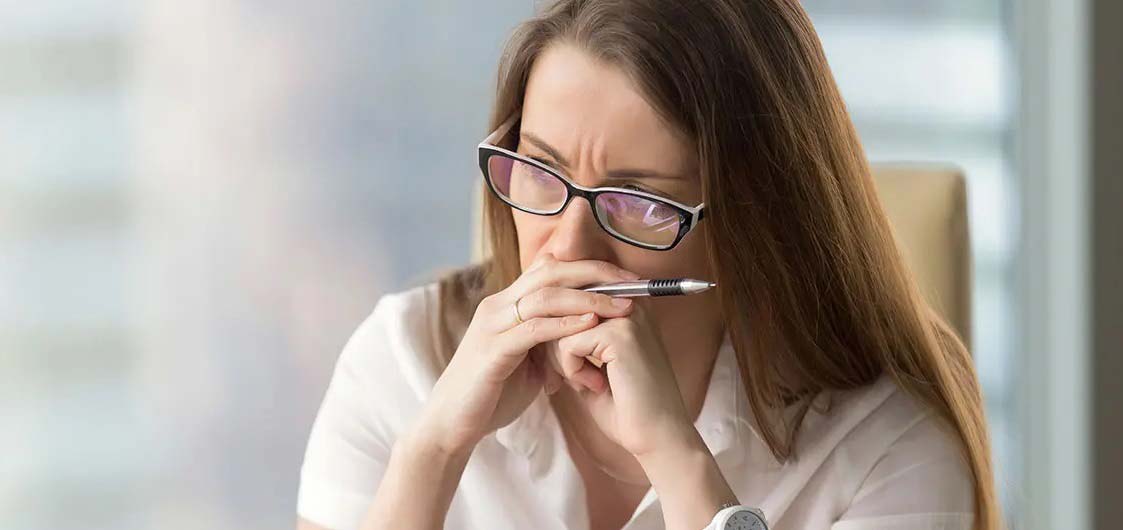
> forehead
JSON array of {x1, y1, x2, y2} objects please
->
[{"x1": 520, "y1": 43, "x2": 693, "y2": 173}]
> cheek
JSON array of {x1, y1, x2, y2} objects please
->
[
  {"x1": 616, "y1": 228, "x2": 712, "y2": 278},
  {"x1": 513, "y1": 210, "x2": 552, "y2": 267},
  {"x1": 676, "y1": 234, "x2": 714, "y2": 278}
]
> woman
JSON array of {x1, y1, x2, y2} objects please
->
[{"x1": 297, "y1": 1, "x2": 999, "y2": 529}]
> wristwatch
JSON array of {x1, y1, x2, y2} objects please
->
[{"x1": 705, "y1": 503, "x2": 768, "y2": 530}]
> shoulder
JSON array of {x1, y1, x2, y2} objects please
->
[
  {"x1": 842, "y1": 375, "x2": 969, "y2": 462},
  {"x1": 815, "y1": 376, "x2": 976, "y2": 519},
  {"x1": 297, "y1": 282, "x2": 446, "y2": 529},
  {"x1": 809, "y1": 375, "x2": 972, "y2": 470},
  {"x1": 359, "y1": 281, "x2": 441, "y2": 352},
  {"x1": 342, "y1": 281, "x2": 446, "y2": 395},
  {"x1": 313, "y1": 281, "x2": 447, "y2": 446}
]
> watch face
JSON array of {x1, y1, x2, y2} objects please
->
[{"x1": 726, "y1": 510, "x2": 767, "y2": 530}]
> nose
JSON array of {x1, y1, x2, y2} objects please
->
[{"x1": 538, "y1": 195, "x2": 613, "y2": 262}]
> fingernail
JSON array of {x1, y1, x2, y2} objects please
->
[
  {"x1": 581, "y1": 313, "x2": 595, "y2": 321},
  {"x1": 620, "y1": 270, "x2": 641, "y2": 280},
  {"x1": 611, "y1": 298, "x2": 632, "y2": 309}
]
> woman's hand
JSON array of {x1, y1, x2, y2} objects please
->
[
  {"x1": 410, "y1": 254, "x2": 639, "y2": 455},
  {"x1": 545, "y1": 301, "x2": 699, "y2": 458},
  {"x1": 544, "y1": 303, "x2": 740, "y2": 530}
]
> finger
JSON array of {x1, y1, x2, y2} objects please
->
[
  {"x1": 538, "y1": 341, "x2": 583, "y2": 392},
  {"x1": 537, "y1": 336, "x2": 605, "y2": 394},
  {"x1": 570, "y1": 363, "x2": 608, "y2": 394},
  {"x1": 555, "y1": 326, "x2": 614, "y2": 393},
  {"x1": 510, "y1": 256, "x2": 641, "y2": 299},
  {"x1": 556, "y1": 325, "x2": 609, "y2": 363},
  {"x1": 492, "y1": 313, "x2": 599, "y2": 378},
  {"x1": 516, "y1": 287, "x2": 633, "y2": 322},
  {"x1": 548, "y1": 336, "x2": 586, "y2": 381}
]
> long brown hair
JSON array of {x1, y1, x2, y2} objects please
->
[{"x1": 433, "y1": 1, "x2": 999, "y2": 528}]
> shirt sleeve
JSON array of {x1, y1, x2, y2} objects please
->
[
  {"x1": 297, "y1": 292, "x2": 422, "y2": 530},
  {"x1": 831, "y1": 412, "x2": 977, "y2": 530}
]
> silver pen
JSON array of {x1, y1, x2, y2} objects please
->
[{"x1": 581, "y1": 278, "x2": 716, "y2": 297}]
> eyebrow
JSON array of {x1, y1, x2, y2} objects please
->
[{"x1": 519, "y1": 131, "x2": 687, "y2": 181}]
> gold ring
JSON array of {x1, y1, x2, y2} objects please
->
[{"x1": 512, "y1": 297, "x2": 525, "y2": 325}]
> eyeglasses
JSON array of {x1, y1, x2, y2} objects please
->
[{"x1": 477, "y1": 115, "x2": 706, "y2": 251}]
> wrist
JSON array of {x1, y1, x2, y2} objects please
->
[
  {"x1": 404, "y1": 415, "x2": 479, "y2": 462},
  {"x1": 633, "y1": 420, "x2": 708, "y2": 467},
  {"x1": 395, "y1": 429, "x2": 474, "y2": 482},
  {"x1": 365, "y1": 419, "x2": 473, "y2": 530},
  {"x1": 635, "y1": 435, "x2": 718, "y2": 494},
  {"x1": 635, "y1": 428, "x2": 737, "y2": 530}
]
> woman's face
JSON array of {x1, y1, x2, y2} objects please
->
[{"x1": 514, "y1": 43, "x2": 722, "y2": 363}]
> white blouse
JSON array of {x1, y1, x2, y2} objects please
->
[{"x1": 298, "y1": 283, "x2": 976, "y2": 530}]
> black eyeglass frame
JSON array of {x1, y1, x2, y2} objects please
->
[{"x1": 476, "y1": 114, "x2": 707, "y2": 251}]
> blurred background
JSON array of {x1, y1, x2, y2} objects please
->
[{"x1": 1, "y1": 1, "x2": 1118, "y2": 529}]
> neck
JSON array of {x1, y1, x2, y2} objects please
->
[{"x1": 665, "y1": 328, "x2": 726, "y2": 422}]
